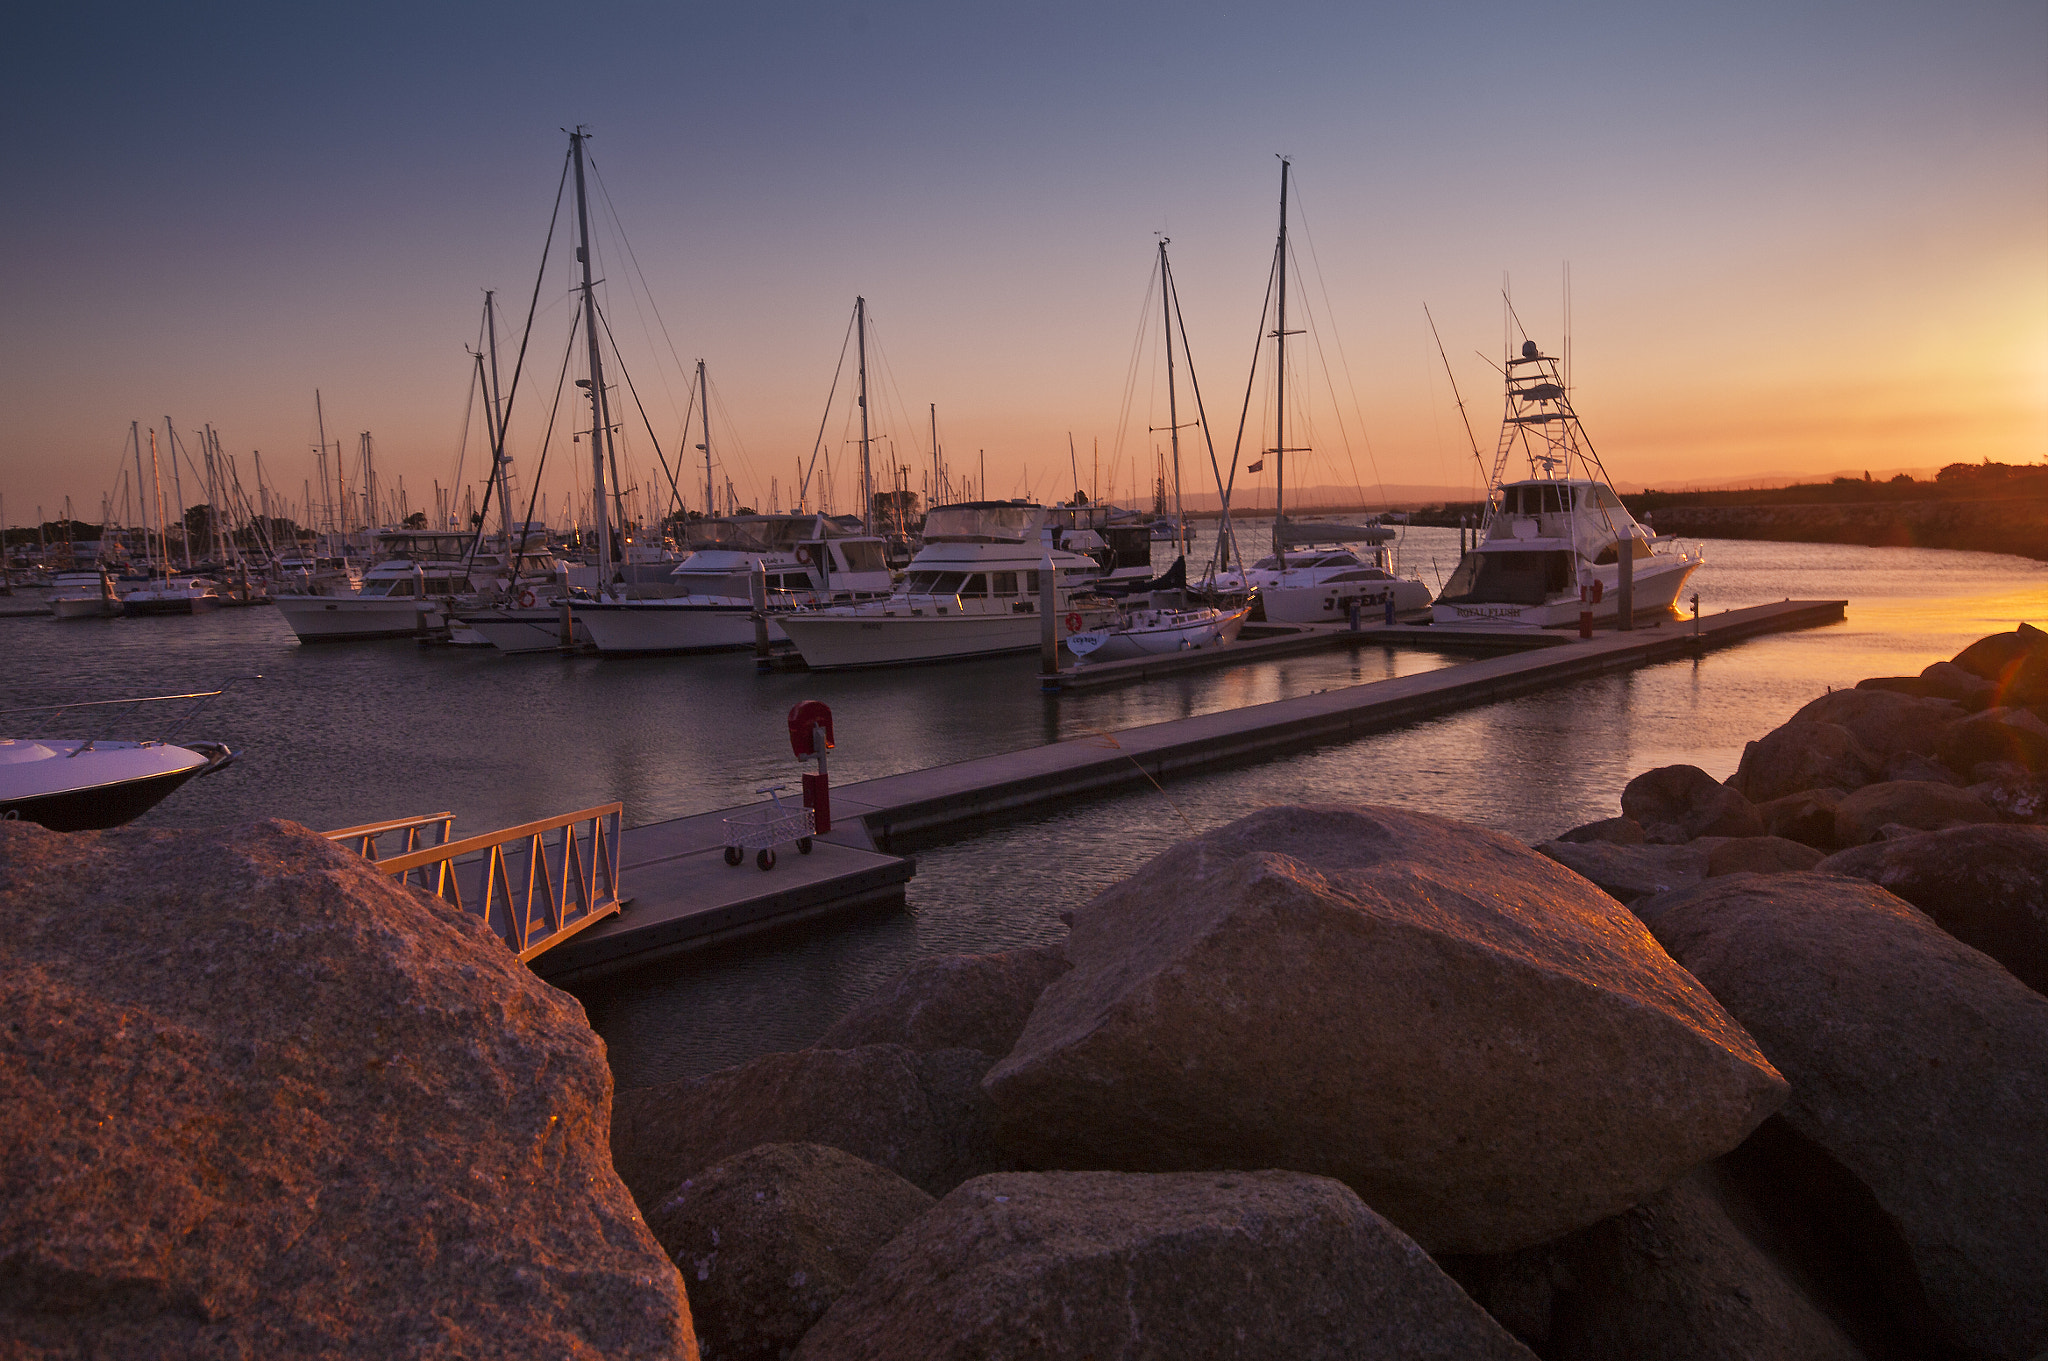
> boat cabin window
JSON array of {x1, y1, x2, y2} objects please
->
[
  {"x1": 1591, "y1": 485, "x2": 1624, "y2": 510},
  {"x1": 959, "y1": 573, "x2": 989, "y2": 598},
  {"x1": 837, "y1": 541, "x2": 887, "y2": 573},
  {"x1": 1250, "y1": 555, "x2": 1281, "y2": 571},
  {"x1": 1594, "y1": 535, "x2": 1652, "y2": 564},
  {"x1": 991, "y1": 571, "x2": 1019, "y2": 596},
  {"x1": 1436, "y1": 549, "x2": 1574, "y2": 605},
  {"x1": 1504, "y1": 485, "x2": 1575, "y2": 514},
  {"x1": 910, "y1": 572, "x2": 967, "y2": 596}
]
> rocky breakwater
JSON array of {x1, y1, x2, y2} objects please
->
[
  {"x1": 0, "y1": 818, "x2": 698, "y2": 1359},
  {"x1": 1529, "y1": 622, "x2": 2048, "y2": 1357},
  {"x1": 614, "y1": 805, "x2": 1808, "y2": 1358}
]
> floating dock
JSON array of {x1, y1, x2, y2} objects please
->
[{"x1": 542, "y1": 599, "x2": 1844, "y2": 982}]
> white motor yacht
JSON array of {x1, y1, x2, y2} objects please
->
[
  {"x1": 275, "y1": 531, "x2": 555, "y2": 643},
  {"x1": 1213, "y1": 521, "x2": 1433, "y2": 625},
  {"x1": 49, "y1": 569, "x2": 122, "y2": 619},
  {"x1": 0, "y1": 685, "x2": 241, "y2": 829},
  {"x1": 775, "y1": 502, "x2": 1113, "y2": 669},
  {"x1": 570, "y1": 515, "x2": 895, "y2": 657},
  {"x1": 1432, "y1": 339, "x2": 1703, "y2": 627}
]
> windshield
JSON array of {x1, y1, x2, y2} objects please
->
[{"x1": 922, "y1": 504, "x2": 1044, "y2": 542}]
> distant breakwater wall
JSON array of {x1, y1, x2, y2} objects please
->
[{"x1": 1644, "y1": 497, "x2": 2048, "y2": 562}]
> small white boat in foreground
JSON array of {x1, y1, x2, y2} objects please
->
[
  {"x1": 1067, "y1": 601, "x2": 1249, "y2": 663},
  {"x1": 0, "y1": 685, "x2": 243, "y2": 830}
]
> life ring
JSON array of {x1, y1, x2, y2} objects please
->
[
  {"x1": 1064, "y1": 612, "x2": 1083, "y2": 632},
  {"x1": 517, "y1": 588, "x2": 538, "y2": 609}
]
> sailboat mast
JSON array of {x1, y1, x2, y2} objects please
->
[
  {"x1": 855, "y1": 297, "x2": 872, "y2": 534},
  {"x1": 699, "y1": 359, "x2": 713, "y2": 518},
  {"x1": 1272, "y1": 156, "x2": 1290, "y2": 565},
  {"x1": 486, "y1": 290, "x2": 515, "y2": 548},
  {"x1": 570, "y1": 128, "x2": 613, "y2": 589},
  {"x1": 147, "y1": 427, "x2": 169, "y2": 584},
  {"x1": 930, "y1": 403, "x2": 940, "y2": 507},
  {"x1": 165, "y1": 417, "x2": 190, "y2": 567},
  {"x1": 1159, "y1": 238, "x2": 1187, "y2": 561}
]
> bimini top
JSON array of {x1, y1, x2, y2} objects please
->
[
  {"x1": 1275, "y1": 518, "x2": 1396, "y2": 546},
  {"x1": 922, "y1": 503, "x2": 1048, "y2": 543}
]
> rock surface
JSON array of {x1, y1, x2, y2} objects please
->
[
  {"x1": 1817, "y1": 825, "x2": 2048, "y2": 994},
  {"x1": 613, "y1": 1044, "x2": 1003, "y2": 1208},
  {"x1": 1915, "y1": 659, "x2": 1997, "y2": 709},
  {"x1": 1705, "y1": 835, "x2": 1825, "y2": 877},
  {"x1": 1831, "y1": 779, "x2": 1999, "y2": 847},
  {"x1": 792, "y1": 1170, "x2": 1534, "y2": 1361},
  {"x1": 1445, "y1": 1165, "x2": 1866, "y2": 1361},
  {"x1": 1555, "y1": 815, "x2": 1647, "y2": 845},
  {"x1": 644, "y1": 1143, "x2": 932, "y2": 1361},
  {"x1": 1728, "y1": 720, "x2": 1881, "y2": 803},
  {"x1": 1950, "y1": 622, "x2": 2048, "y2": 704},
  {"x1": 0, "y1": 819, "x2": 696, "y2": 1360},
  {"x1": 1934, "y1": 706, "x2": 2048, "y2": 776},
  {"x1": 984, "y1": 805, "x2": 1786, "y2": 1254},
  {"x1": 1647, "y1": 873, "x2": 2048, "y2": 1360},
  {"x1": 1536, "y1": 839, "x2": 1709, "y2": 903},
  {"x1": 1621, "y1": 764, "x2": 1764, "y2": 842},
  {"x1": 1787, "y1": 688, "x2": 1961, "y2": 763},
  {"x1": 814, "y1": 944, "x2": 1069, "y2": 1056},
  {"x1": 1753, "y1": 787, "x2": 1846, "y2": 850}
]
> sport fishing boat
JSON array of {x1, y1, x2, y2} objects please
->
[
  {"x1": 0, "y1": 686, "x2": 241, "y2": 830},
  {"x1": 774, "y1": 502, "x2": 1113, "y2": 669},
  {"x1": 1433, "y1": 339, "x2": 1703, "y2": 627}
]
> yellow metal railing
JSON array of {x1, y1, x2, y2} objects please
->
[
  {"x1": 324, "y1": 811, "x2": 457, "y2": 862},
  {"x1": 325, "y1": 803, "x2": 624, "y2": 962}
]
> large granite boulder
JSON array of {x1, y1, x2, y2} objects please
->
[
  {"x1": 1788, "y1": 688, "x2": 1962, "y2": 762},
  {"x1": 1817, "y1": 825, "x2": 2048, "y2": 994},
  {"x1": 1934, "y1": 705, "x2": 2048, "y2": 775},
  {"x1": 814, "y1": 944, "x2": 1069, "y2": 1056},
  {"x1": 1705, "y1": 835, "x2": 1824, "y2": 877},
  {"x1": 644, "y1": 1143, "x2": 932, "y2": 1361},
  {"x1": 1554, "y1": 815, "x2": 1646, "y2": 845},
  {"x1": 983, "y1": 806, "x2": 1787, "y2": 1254},
  {"x1": 1831, "y1": 779, "x2": 2000, "y2": 847},
  {"x1": 1950, "y1": 622, "x2": 2048, "y2": 704},
  {"x1": 792, "y1": 1170, "x2": 1534, "y2": 1360},
  {"x1": 1647, "y1": 873, "x2": 2048, "y2": 1360},
  {"x1": 1535, "y1": 839, "x2": 1709, "y2": 903},
  {"x1": 613, "y1": 1044, "x2": 1003, "y2": 1208},
  {"x1": 1728, "y1": 720, "x2": 1881, "y2": 804},
  {"x1": 1915, "y1": 659, "x2": 1997, "y2": 709},
  {"x1": 1753, "y1": 786, "x2": 1846, "y2": 851},
  {"x1": 1621, "y1": 764, "x2": 1764, "y2": 842},
  {"x1": 0, "y1": 819, "x2": 695, "y2": 1360},
  {"x1": 1444, "y1": 1165, "x2": 1865, "y2": 1361}
]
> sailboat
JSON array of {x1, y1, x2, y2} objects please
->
[
  {"x1": 1433, "y1": 335, "x2": 1703, "y2": 626},
  {"x1": 120, "y1": 425, "x2": 221, "y2": 616}
]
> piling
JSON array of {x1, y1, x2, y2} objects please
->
[
  {"x1": 751, "y1": 560, "x2": 771, "y2": 659},
  {"x1": 1618, "y1": 541, "x2": 1635, "y2": 631},
  {"x1": 1038, "y1": 531, "x2": 1058, "y2": 685}
]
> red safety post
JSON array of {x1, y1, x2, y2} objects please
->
[{"x1": 789, "y1": 700, "x2": 834, "y2": 834}]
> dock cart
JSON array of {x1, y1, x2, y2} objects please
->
[{"x1": 722, "y1": 785, "x2": 815, "y2": 870}]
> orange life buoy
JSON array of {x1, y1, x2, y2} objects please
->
[
  {"x1": 1064, "y1": 612, "x2": 1084, "y2": 632},
  {"x1": 517, "y1": 588, "x2": 538, "y2": 609}
]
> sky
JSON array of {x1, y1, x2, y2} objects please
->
[{"x1": 2, "y1": 0, "x2": 2043, "y2": 532}]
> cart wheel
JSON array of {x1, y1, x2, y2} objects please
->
[
  {"x1": 723, "y1": 845, "x2": 743, "y2": 866},
  {"x1": 757, "y1": 847, "x2": 777, "y2": 871},
  {"x1": 797, "y1": 837, "x2": 814, "y2": 854}
]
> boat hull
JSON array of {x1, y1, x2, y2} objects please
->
[
  {"x1": 121, "y1": 594, "x2": 220, "y2": 616},
  {"x1": 1260, "y1": 575, "x2": 1434, "y2": 625},
  {"x1": 1069, "y1": 607, "x2": 1248, "y2": 663},
  {"x1": 276, "y1": 595, "x2": 449, "y2": 642},
  {"x1": 51, "y1": 597, "x2": 122, "y2": 620},
  {"x1": 1432, "y1": 551, "x2": 1702, "y2": 627},
  {"x1": 575, "y1": 601, "x2": 784, "y2": 656},
  {"x1": 778, "y1": 605, "x2": 1101, "y2": 670},
  {"x1": 456, "y1": 607, "x2": 591, "y2": 654},
  {"x1": 0, "y1": 739, "x2": 222, "y2": 831}
]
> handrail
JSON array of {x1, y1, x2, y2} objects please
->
[
  {"x1": 323, "y1": 811, "x2": 457, "y2": 862},
  {"x1": 334, "y1": 802, "x2": 624, "y2": 963}
]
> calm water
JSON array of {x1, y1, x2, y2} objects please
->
[{"x1": 6, "y1": 530, "x2": 2043, "y2": 1085}]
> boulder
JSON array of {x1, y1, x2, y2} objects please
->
[
  {"x1": 1443, "y1": 1165, "x2": 1865, "y2": 1361},
  {"x1": 1554, "y1": 816, "x2": 1646, "y2": 845},
  {"x1": 1788, "y1": 688, "x2": 1962, "y2": 762},
  {"x1": 1536, "y1": 839, "x2": 1710, "y2": 903},
  {"x1": 1934, "y1": 706, "x2": 2048, "y2": 776},
  {"x1": 645, "y1": 1143, "x2": 932, "y2": 1361},
  {"x1": 1647, "y1": 873, "x2": 2048, "y2": 1360},
  {"x1": 983, "y1": 806, "x2": 1787, "y2": 1254},
  {"x1": 792, "y1": 1170, "x2": 1535, "y2": 1360},
  {"x1": 1832, "y1": 780, "x2": 2000, "y2": 847},
  {"x1": 1917, "y1": 660, "x2": 1996, "y2": 710},
  {"x1": 1706, "y1": 836, "x2": 1825, "y2": 877},
  {"x1": 1728, "y1": 720, "x2": 1881, "y2": 804},
  {"x1": 814, "y1": 944, "x2": 1069, "y2": 1056},
  {"x1": 1949, "y1": 623, "x2": 2048, "y2": 703},
  {"x1": 1969, "y1": 770, "x2": 2047, "y2": 823},
  {"x1": 1881, "y1": 751, "x2": 1955, "y2": 785},
  {"x1": 613, "y1": 1044, "x2": 1004, "y2": 1208},
  {"x1": 1852, "y1": 675, "x2": 1927, "y2": 697},
  {"x1": 0, "y1": 820, "x2": 695, "y2": 1360},
  {"x1": 1621, "y1": 765, "x2": 1764, "y2": 842},
  {"x1": 1817, "y1": 825, "x2": 2048, "y2": 994},
  {"x1": 1753, "y1": 786, "x2": 1846, "y2": 851}
]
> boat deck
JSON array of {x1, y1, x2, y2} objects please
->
[{"x1": 542, "y1": 599, "x2": 1844, "y2": 980}]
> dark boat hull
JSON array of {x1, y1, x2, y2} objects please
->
[{"x1": 1, "y1": 766, "x2": 208, "y2": 831}]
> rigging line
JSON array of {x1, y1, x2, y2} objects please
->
[
  {"x1": 516, "y1": 302, "x2": 587, "y2": 546},
  {"x1": 801, "y1": 308, "x2": 858, "y2": 509},
  {"x1": 1288, "y1": 197, "x2": 1387, "y2": 506},
  {"x1": 593, "y1": 301, "x2": 689, "y2": 524},
  {"x1": 1424, "y1": 305, "x2": 1490, "y2": 491},
  {"x1": 449, "y1": 354, "x2": 482, "y2": 526},
  {"x1": 1222, "y1": 241, "x2": 1282, "y2": 506},
  {"x1": 704, "y1": 374, "x2": 763, "y2": 504},
  {"x1": 1292, "y1": 250, "x2": 1378, "y2": 510},
  {"x1": 586, "y1": 153, "x2": 691, "y2": 422},
  {"x1": 1166, "y1": 255, "x2": 1236, "y2": 572},
  {"x1": 1107, "y1": 254, "x2": 1162, "y2": 486}
]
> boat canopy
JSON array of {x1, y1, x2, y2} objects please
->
[{"x1": 922, "y1": 502, "x2": 1047, "y2": 543}]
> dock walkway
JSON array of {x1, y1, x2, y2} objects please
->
[{"x1": 539, "y1": 599, "x2": 1844, "y2": 983}]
